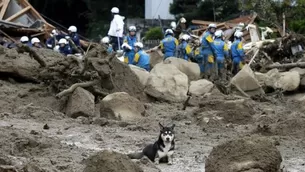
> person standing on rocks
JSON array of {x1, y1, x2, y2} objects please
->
[
  {"x1": 213, "y1": 30, "x2": 229, "y2": 80},
  {"x1": 122, "y1": 26, "x2": 137, "y2": 64},
  {"x1": 231, "y1": 31, "x2": 245, "y2": 75},
  {"x1": 132, "y1": 42, "x2": 150, "y2": 71},
  {"x1": 160, "y1": 29, "x2": 179, "y2": 60},
  {"x1": 200, "y1": 23, "x2": 217, "y2": 78},
  {"x1": 108, "y1": 7, "x2": 125, "y2": 52},
  {"x1": 101, "y1": 36, "x2": 113, "y2": 54}
]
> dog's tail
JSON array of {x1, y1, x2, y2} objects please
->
[{"x1": 127, "y1": 152, "x2": 144, "y2": 159}]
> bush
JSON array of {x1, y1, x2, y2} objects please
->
[{"x1": 144, "y1": 27, "x2": 164, "y2": 40}]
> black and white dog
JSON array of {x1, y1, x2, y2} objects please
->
[{"x1": 128, "y1": 123, "x2": 176, "y2": 165}]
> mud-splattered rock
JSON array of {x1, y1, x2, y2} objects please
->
[
  {"x1": 66, "y1": 87, "x2": 95, "y2": 118},
  {"x1": 100, "y1": 92, "x2": 145, "y2": 121},
  {"x1": 205, "y1": 136, "x2": 282, "y2": 172},
  {"x1": 231, "y1": 64, "x2": 263, "y2": 95},
  {"x1": 266, "y1": 69, "x2": 300, "y2": 91},
  {"x1": 129, "y1": 65, "x2": 150, "y2": 86},
  {"x1": 0, "y1": 165, "x2": 17, "y2": 172},
  {"x1": 83, "y1": 150, "x2": 143, "y2": 172},
  {"x1": 189, "y1": 79, "x2": 214, "y2": 96},
  {"x1": 254, "y1": 72, "x2": 268, "y2": 86},
  {"x1": 164, "y1": 57, "x2": 200, "y2": 81},
  {"x1": 145, "y1": 63, "x2": 188, "y2": 103},
  {"x1": 290, "y1": 67, "x2": 305, "y2": 76}
]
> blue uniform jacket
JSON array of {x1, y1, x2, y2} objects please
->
[
  {"x1": 123, "y1": 35, "x2": 137, "y2": 64},
  {"x1": 59, "y1": 45, "x2": 73, "y2": 56},
  {"x1": 178, "y1": 41, "x2": 190, "y2": 61},
  {"x1": 133, "y1": 50, "x2": 150, "y2": 71},
  {"x1": 214, "y1": 38, "x2": 229, "y2": 62},
  {"x1": 69, "y1": 33, "x2": 80, "y2": 47},
  {"x1": 201, "y1": 31, "x2": 216, "y2": 55},
  {"x1": 231, "y1": 39, "x2": 244, "y2": 61},
  {"x1": 160, "y1": 35, "x2": 179, "y2": 59}
]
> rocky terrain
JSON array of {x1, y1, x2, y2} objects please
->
[{"x1": 0, "y1": 45, "x2": 305, "y2": 172}]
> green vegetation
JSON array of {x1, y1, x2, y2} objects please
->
[{"x1": 144, "y1": 27, "x2": 164, "y2": 40}]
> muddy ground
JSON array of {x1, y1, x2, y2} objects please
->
[{"x1": 0, "y1": 77, "x2": 305, "y2": 172}]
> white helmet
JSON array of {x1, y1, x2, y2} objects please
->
[
  {"x1": 52, "y1": 29, "x2": 58, "y2": 35},
  {"x1": 165, "y1": 29, "x2": 174, "y2": 35},
  {"x1": 181, "y1": 34, "x2": 190, "y2": 41},
  {"x1": 31, "y1": 37, "x2": 40, "y2": 44},
  {"x1": 101, "y1": 36, "x2": 110, "y2": 44},
  {"x1": 208, "y1": 23, "x2": 217, "y2": 29},
  {"x1": 134, "y1": 42, "x2": 144, "y2": 49},
  {"x1": 214, "y1": 30, "x2": 224, "y2": 37},
  {"x1": 129, "y1": 26, "x2": 136, "y2": 32},
  {"x1": 180, "y1": 17, "x2": 186, "y2": 23},
  {"x1": 20, "y1": 36, "x2": 29, "y2": 42},
  {"x1": 58, "y1": 38, "x2": 67, "y2": 44},
  {"x1": 111, "y1": 7, "x2": 119, "y2": 13},
  {"x1": 235, "y1": 31, "x2": 243, "y2": 38},
  {"x1": 68, "y1": 26, "x2": 77, "y2": 32}
]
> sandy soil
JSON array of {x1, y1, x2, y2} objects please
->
[{"x1": 0, "y1": 79, "x2": 305, "y2": 172}]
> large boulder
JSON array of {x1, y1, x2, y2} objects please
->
[
  {"x1": 129, "y1": 65, "x2": 150, "y2": 86},
  {"x1": 83, "y1": 150, "x2": 143, "y2": 172},
  {"x1": 266, "y1": 69, "x2": 300, "y2": 91},
  {"x1": 189, "y1": 79, "x2": 214, "y2": 96},
  {"x1": 163, "y1": 57, "x2": 201, "y2": 81},
  {"x1": 145, "y1": 63, "x2": 188, "y2": 103},
  {"x1": 66, "y1": 87, "x2": 95, "y2": 118},
  {"x1": 205, "y1": 136, "x2": 282, "y2": 172},
  {"x1": 231, "y1": 64, "x2": 264, "y2": 96},
  {"x1": 100, "y1": 92, "x2": 145, "y2": 121},
  {"x1": 290, "y1": 67, "x2": 305, "y2": 76}
]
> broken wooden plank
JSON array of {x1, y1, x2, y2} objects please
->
[
  {"x1": 5, "y1": 6, "x2": 31, "y2": 22},
  {"x1": 0, "y1": 0, "x2": 10, "y2": 20},
  {"x1": 0, "y1": 29, "x2": 16, "y2": 42}
]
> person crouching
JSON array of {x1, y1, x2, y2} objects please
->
[
  {"x1": 133, "y1": 42, "x2": 150, "y2": 71},
  {"x1": 58, "y1": 38, "x2": 72, "y2": 56}
]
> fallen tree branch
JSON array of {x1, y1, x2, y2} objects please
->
[
  {"x1": 56, "y1": 80, "x2": 99, "y2": 98},
  {"x1": 266, "y1": 62, "x2": 305, "y2": 70},
  {"x1": 80, "y1": 42, "x2": 93, "y2": 75},
  {"x1": 16, "y1": 44, "x2": 47, "y2": 67}
]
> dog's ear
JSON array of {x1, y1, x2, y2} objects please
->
[
  {"x1": 171, "y1": 124, "x2": 175, "y2": 130},
  {"x1": 159, "y1": 122, "x2": 164, "y2": 130}
]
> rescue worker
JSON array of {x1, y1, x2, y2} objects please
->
[
  {"x1": 177, "y1": 34, "x2": 191, "y2": 61},
  {"x1": 122, "y1": 26, "x2": 137, "y2": 64},
  {"x1": 108, "y1": 7, "x2": 125, "y2": 52},
  {"x1": 46, "y1": 29, "x2": 64, "y2": 49},
  {"x1": 58, "y1": 38, "x2": 72, "y2": 56},
  {"x1": 200, "y1": 23, "x2": 217, "y2": 77},
  {"x1": 101, "y1": 36, "x2": 113, "y2": 54},
  {"x1": 213, "y1": 30, "x2": 229, "y2": 80},
  {"x1": 231, "y1": 31, "x2": 245, "y2": 75},
  {"x1": 133, "y1": 42, "x2": 150, "y2": 71},
  {"x1": 20, "y1": 36, "x2": 32, "y2": 47},
  {"x1": 31, "y1": 37, "x2": 42, "y2": 48},
  {"x1": 160, "y1": 29, "x2": 179, "y2": 59},
  {"x1": 67, "y1": 26, "x2": 80, "y2": 47}
]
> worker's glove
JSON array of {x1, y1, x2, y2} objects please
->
[
  {"x1": 122, "y1": 43, "x2": 132, "y2": 50},
  {"x1": 46, "y1": 44, "x2": 52, "y2": 48},
  {"x1": 65, "y1": 36, "x2": 70, "y2": 40}
]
